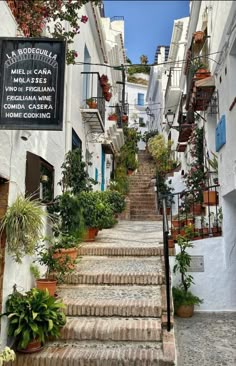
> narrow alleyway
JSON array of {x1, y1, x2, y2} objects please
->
[{"x1": 10, "y1": 221, "x2": 175, "y2": 366}]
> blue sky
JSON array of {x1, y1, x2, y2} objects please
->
[{"x1": 104, "y1": 1, "x2": 189, "y2": 64}]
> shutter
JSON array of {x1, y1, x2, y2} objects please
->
[
  {"x1": 216, "y1": 114, "x2": 226, "y2": 152},
  {"x1": 25, "y1": 151, "x2": 41, "y2": 199},
  {"x1": 138, "y1": 93, "x2": 144, "y2": 106}
]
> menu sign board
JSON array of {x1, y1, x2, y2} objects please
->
[{"x1": 0, "y1": 38, "x2": 65, "y2": 130}]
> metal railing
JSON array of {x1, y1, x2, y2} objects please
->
[
  {"x1": 162, "y1": 197, "x2": 171, "y2": 332},
  {"x1": 81, "y1": 72, "x2": 105, "y2": 122},
  {"x1": 169, "y1": 185, "x2": 221, "y2": 240}
]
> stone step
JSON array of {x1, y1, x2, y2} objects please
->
[
  {"x1": 63, "y1": 257, "x2": 164, "y2": 285},
  {"x1": 57, "y1": 284, "x2": 163, "y2": 317},
  {"x1": 78, "y1": 243, "x2": 163, "y2": 256},
  {"x1": 60, "y1": 317, "x2": 162, "y2": 342},
  {"x1": 10, "y1": 340, "x2": 175, "y2": 366},
  {"x1": 130, "y1": 216, "x2": 162, "y2": 221},
  {"x1": 130, "y1": 209, "x2": 158, "y2": 215}
]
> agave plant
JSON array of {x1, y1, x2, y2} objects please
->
[{"x1": 0, "y1": 195, "x2": 46, "y2": 263}]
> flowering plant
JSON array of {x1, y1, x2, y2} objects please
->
[
  {"x1": 6, "y1": 0, "x2": 95, "y2": 64},
  {"x1": 184, "y1": 127, "x2": 206, "y2": 200},
  {"x1": 0, "y1": 346, "x2": 15, "y2": 365}
]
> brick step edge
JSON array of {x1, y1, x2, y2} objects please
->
[
  {"x1": 63, "y1": 273, "x2": 165, "y2": 285},
  {"x1": 78, "y1": 246, "x2": 163, "y2": 256},
  {"x1": 10, "y1": 342, "x2": 175, "y2": 366},
  {"x1": 62, "y1": 298, "x2": 162, "y2": 317},
  {"x1": 60, "y1": 317, "x2": 162, "y2": 342}
]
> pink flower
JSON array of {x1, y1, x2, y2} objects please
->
[{"x1": 81, "y1": 15, "x2": 88, "y2": 24}]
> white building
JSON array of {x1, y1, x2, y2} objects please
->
[
  {"x1": 154, "y1": 1, "x2": 236, "y2": 311},
  {"x1": 126, "y1": 72, "x2": 149, "y2": 150},
  {"x1": 0, "y1": 0, "x2": 126, "y2": 342}
]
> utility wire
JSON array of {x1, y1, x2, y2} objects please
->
[{"x1": 74, "y1": 51, "x2": 223, "y2": 68}]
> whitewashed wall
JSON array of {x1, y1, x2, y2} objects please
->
[{"x1": 170, "y1": 235, "x2": 236, "y2": 311}]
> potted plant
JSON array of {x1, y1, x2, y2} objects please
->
[
  {"x1": 0, "y1": 195, "x2": 45, "y2": 263},
  {"x1": 102, "y1": 83, "x2": 111, "y2": 94},
  {"x1": 32, "y1": 238, "x2": 76, "y2": 296},
  {"x1": 192, "y1": 59, "x2": 211, "y2": 79},
  {"x1": 86, "y1": 98, "x2": 97, "y2": 109},
  {"x1": 173, "y1": 229, "x2": 203, "y2": 317},
  {"x1": 51, "y1": 234, "x2": 81, "y2": 270},
  {"x1": 122, "y1": 114, "x2": 128, "y2": 123},
  {"x1": 78, "y1": 192, "x2": 115, "y2": 241},
  {"x1": 104, "y1": 91, "x2": 112, "y2": 102},
  {"x1": 193, "y1": 30, "x2": 205, "y2": 43},
  {"x1": 1, "y1": 288, "x2": 66, "y2": 352},
  {"x1": 100, "y1": 74, "x2": 108, "y2": 86},
  {"x1": 108, "y1": 113, "x2": 118, "y2": 121}
]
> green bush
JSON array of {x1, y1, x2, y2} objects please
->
[
  {"x1": 48, "y1": 192, "x2": 85, "y2": 239},
  {"x1": 78, "y1": 192, "x2": 116, "y2": 229},
  {"x1": 100, "y1": 191, "x2": 126, "y2": 214}
]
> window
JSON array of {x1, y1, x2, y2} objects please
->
[
  {"x1": 25, "y1": 152, "x2": 54, "y2": 203},
  {"x1": 72, "y1": 129, "x2": 82, "y2": 151},
  {"x1": 137, "y1": 93, "x2": 144, "y2": 106},
  {"x1": 139, "y1": 117, "x2": 146, "y2": 127}
]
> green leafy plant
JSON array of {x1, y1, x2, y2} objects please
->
[
  {"x1": 100, "y1": 191, "x2": 126, "y2": 215},
  {"x1": 1, "y1": 288, "x2": 66, "y2": 350},
  {"x1": 110, "y1": 166, "x2": 129, "y2": 196},
  {"x1": 34, "y1": 238, "x2": 76, "y2": 283},
  {"x1": 59, "y1": 148, "x2": 96, "y2": 195},
  {"x1": 172, "y1": 228, "x2": 203, "y2": 311},
  {"x1": 78, "y1": 192, "x2": 115, "y2": 229},
  {"x1": 142, "y1": 130, "x2": 159, "y2": 144},
  {"x1": 148, "y1": 135, "x2": 176, "y2": 174},
  {"x1": 0, "y1": 195, "x2": 45, "y2": 263},
  {"x1": 48, "y1": 192, "x2": 85, "y2": 239}
]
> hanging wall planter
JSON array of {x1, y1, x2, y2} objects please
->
[
  {"x1": 203, "y1": 191, "x2": 218, "y2": 205},
  {"x1": 193, "y1": 31, "x2": 205, "y2": 43}
]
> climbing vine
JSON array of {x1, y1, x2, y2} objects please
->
[{"x1": 6, "y1": 0, "x2": 99, "y2": 64}]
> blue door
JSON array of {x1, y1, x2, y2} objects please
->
[{"x1": 101, "y1": 148, "x2": 105, "y2": 191}]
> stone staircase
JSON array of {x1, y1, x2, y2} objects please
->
[
  {"x1": 129, "y1": 151, "x2": 162, "y2": 221},
  {"x1": 11, "y1": 221, "x2": 175, "y2": 366}
]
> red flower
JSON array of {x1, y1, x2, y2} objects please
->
[{"x1": 81, "y1": 15, "x2": 88, "y2": 24}]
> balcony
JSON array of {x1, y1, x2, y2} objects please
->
[
  {"x1": 165, "y1": 68, "x2": 182, "y2": 113},
  {"x1": 168, "y1": 185, "x2": 222, "y2": 242},
  {"x1": 192, "y1": 76, "x2": 215, "y2": 111},
  {"x1": 80, "y1": 72, "x2": 105, "y2": 133}
]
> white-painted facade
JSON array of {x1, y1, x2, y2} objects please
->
[
  {"x1": 153, "y1": 1, "x2": 236, "y2": 311},
  {"x1": 0, "y1": 1, "x2": 126, "y2": 342},
  {"x1": 126, "y1": 79, "x2": 149, "y2": 150}
]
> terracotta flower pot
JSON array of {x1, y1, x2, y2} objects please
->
[
  {"x1": 176, "y1": 304, "x2": 194, "y2": 318},
  {"x1": 18, "y1": 339, "x2": 42, "y2": 353},
  {"x1": 53, "y1": 248, "x2": 78, "y2": 269},
  {"x1": 168, "y1": 239, "x2": 175, "y2": 248},
  {"x1": 203, "y1": 191, "x2": 218, "y2": 205},
  {"x1": 108, "y1": 115, "x2": 118, "y2": 121},
  {"x1": 36, "y1": 279, "x2": 57, "y2": 297},
  {"x1": 193, "y1": 31, "x2": 204, "y2": 43},
  {"x1": 84, "y1": 227, "x2": 97, "y2": 242},
  {"x1": 87, "y1": 101, "x2": 97, "y2": 109},
  {"x1": 190, "y1": 203, "x2": 202, "y2": 215},
  {"x1": 194, "y1": 68, "x2": 211, "y2": 79}
]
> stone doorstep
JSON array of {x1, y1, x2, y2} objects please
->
[
  {"x1": 10, "y1": 341, "x2": 175, "y2": 366},
  {"x1": 77, "y1": 246, "x2": 163, "y2": 257},
  {"x1": 63, "y1": 272, "x2": 165, "y2": 285},
  {"x1": 61, "y1": 298, "x2": 162, "y2": 318},
  {"x1": 130, "y1": 217, "x2": 162, "y2": 221},
  {"x1": 60, "y1": 317, "x2": 162, "y2": 342}
]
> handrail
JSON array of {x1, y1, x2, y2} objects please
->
[{"x1": 162, "y1": 197, "x2": 171, "y2": 332}]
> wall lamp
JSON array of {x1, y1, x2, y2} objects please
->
[{"x1": 165, "y1": 110, "x2": 180, "y2": 131}]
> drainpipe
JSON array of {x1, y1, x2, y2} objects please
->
[{"x1": 65, "y1": 22, "x2": 73, "y2": 153}]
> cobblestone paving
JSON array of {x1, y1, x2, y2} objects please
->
[
  {"x1": 74, "y1": 256, "x2": 163, "y2": 274},
  {"x1": 175, "y1": 312, "x2": 236, "y2": 366},
  {"x1": 58, "y1": 285, "x2": 161, "y2": 301}
]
